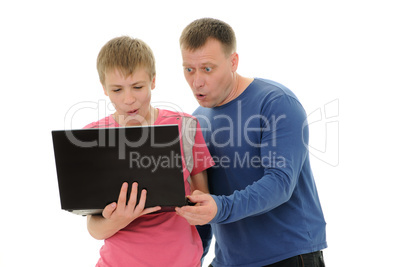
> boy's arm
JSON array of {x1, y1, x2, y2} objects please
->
[
  {"x1": 189, "y1": 170, "x2": 212, "y2": 261},
  {"x1": 187, "y1": 121, "x2": 214, "y2": 259},
  {"x1": 189, "y1": 170, "x2": 209, "y2": 193},
  {"x1": 87, "y1": 182, "x2": 161, "y2": 240}
]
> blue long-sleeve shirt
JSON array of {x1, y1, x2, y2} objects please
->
[{"x1": 194, "y1": 78, "x2": 327, "y2": 266}]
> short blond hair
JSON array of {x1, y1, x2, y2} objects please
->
[
  {"x1": 97, "y1": 36, "x2": 156, "y2": 85},
  {"x1": 180, "y1": 18, "x2": 236, "y2": 57}
]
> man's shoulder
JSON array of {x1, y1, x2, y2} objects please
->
[
  {"x1": 253, "y1": 78, "x2": 290, "y2": 94},
  {"x1": 251, "y1": 78, "x2": 299, "y2": 103}
]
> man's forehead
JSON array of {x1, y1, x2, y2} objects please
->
[
  {"x1": 181, "y1": 41, "x2": 227, "y2": 64},
  {"x1": 182, "y1": 38, "x2": 224, "y2": 52}
]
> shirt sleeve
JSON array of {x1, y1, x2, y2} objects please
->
[{"x1": 210, "y1": 95, "x2": 309, "y2": 224}]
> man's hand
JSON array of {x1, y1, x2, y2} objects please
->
[{"x1": 175, "y1": 190, "x2": 218, "y2": 225}]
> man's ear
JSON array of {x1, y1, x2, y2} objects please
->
[{"x1": 230, "y1": 52, "x2": 239, "y2": 72}]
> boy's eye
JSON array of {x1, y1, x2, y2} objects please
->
[
  {"x1": 112, "y1": 88, "x2": 122, "y2": 92},
  {"x1": 133, "y1": 86, "x2": 143, "y2": 90}
]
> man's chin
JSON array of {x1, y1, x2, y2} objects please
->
[{"x1": 197, "y1": 100, "x2": 215, "y2": 108}]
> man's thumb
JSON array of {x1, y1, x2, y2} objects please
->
[{"x1": 187, "y1": 191, "x2": 207, "y2": 203}]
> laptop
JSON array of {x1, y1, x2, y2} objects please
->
[{"x1": 51, "y1": 125, "x2": 188, "y2": 216}]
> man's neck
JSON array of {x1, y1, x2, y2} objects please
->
[{"x1": 218, "y1": 74, "x2": 253, "y2": 106}]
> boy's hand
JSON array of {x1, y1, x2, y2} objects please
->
[{"x1": 102, "y1": 182, "x2": 161, "y2": 229}]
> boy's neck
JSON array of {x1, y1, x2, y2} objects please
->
[{"x1": 113, "y1": 106, "x2": 159, "y2": 126}]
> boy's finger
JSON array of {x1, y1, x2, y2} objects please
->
[
  {"x1": 141, "y1": 206, "x2": 161, "y2": 216},
  {"x1": 127, "y1": 182, "x2": 139, "y2": 209},
  {"x1": 135, "y1": 189, "x2": 148, "y2": 211},
  {"x1": 116, "y1": 182, "x2": 128, "y2": 208},
  {"x1": 102, "y1": 202, "x2": 117, "y2": 219}
]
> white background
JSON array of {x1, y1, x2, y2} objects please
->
[{"x1": 1, "y1": 0, "x2": 401, "y2": 266}]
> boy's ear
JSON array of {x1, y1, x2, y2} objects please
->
[
  {"x1": 102, "y1": 83, "x2": 109, "y2": 96},
  {"x1": 151, "y1": 75, "x2": 156, "y2": 90}
]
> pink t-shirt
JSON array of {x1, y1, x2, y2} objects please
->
[{"x1": 84, "y1": 109, "x2": 214, "y2": 267}]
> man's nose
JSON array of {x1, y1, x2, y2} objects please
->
[{"x1": 193, "y1": 71, "x2": 205, "y2": 89}]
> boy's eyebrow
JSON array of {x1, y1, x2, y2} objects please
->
[{"x1": 108, "y1": 81, "x2": 146, "y2": 87}]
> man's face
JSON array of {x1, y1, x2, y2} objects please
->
[
  {"x1": 103, "y1": 68, "x2": 155, "y2": 126},
  {"x1": 181, "y1": 38, "x2": 238, "y2": 108}
]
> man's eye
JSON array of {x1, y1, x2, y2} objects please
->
[
  {"x1": 205, "y1": 67, "x2": 212, "y2": 72},
  {"x1": 186, "y1": 67, "x2": 193, "y2": 72}
]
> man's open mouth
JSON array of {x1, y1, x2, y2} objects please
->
[{"x1": 196, "y1": 94, "x2": 206, "y2": 100}]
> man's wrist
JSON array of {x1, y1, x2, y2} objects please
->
[{"x1": 209, "y1": 194, "x2": 221, "y2": 224}]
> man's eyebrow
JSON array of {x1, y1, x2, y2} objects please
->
[
  {"x1": 182, "y1": 62, "x2": 216, "y2": 67},
  {"x1": 202, "y1": 62, "x2": 217, "y2": 66}
]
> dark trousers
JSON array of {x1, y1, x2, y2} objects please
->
[
  {"x1": 209, "y1": 251, "x2": 325, "y2": 267},
  {"x1": 263, "y1": 251, "x2": 325, "y2": 267}
]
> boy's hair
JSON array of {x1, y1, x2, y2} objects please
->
[
  {"x1": 97, "y1": 36, "x2": 156, "y2": 85},
  {"x1": 180, "y1": 18, "x2": 237, "y2": 57}
]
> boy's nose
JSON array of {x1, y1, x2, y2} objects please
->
[{"x1": 124, "y1": 92, "x2": 136, "y2": 105}]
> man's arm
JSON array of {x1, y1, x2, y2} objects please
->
[
  {"x1": 87, "y1": 182, "x2": 161, "y2": 240},
  {"x1": 177, "y1": 95, "x2": 308, "y2": 225}
]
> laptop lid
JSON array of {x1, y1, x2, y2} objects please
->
[{"x1": 51, "y1": 125, "x2": 186, "y2": 216}]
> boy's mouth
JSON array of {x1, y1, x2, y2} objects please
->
[{"x1": 127, "y1": 109, "x2": 139, "y2": 116}]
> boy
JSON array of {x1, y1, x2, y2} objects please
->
[{"x1": 85, "y1": 36, "x2": 214, "y2": 266}]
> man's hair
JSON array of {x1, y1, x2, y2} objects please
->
[
  {"x1": 180, "y1": 18, "x2": 237, "y2": 57},
  {"x1": 97, "y1": 36, "x2": 156, "y2": 85}
]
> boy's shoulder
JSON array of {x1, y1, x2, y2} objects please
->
[
  {"x1": 156, "y1": 109, "x2": 199, "y2": 133},
  {"x1": 158, "y1": 109, "x2": 197, "y2": 122},
  {"x1": 83, "y1": 115, "x2": 117, "y2": 129}
]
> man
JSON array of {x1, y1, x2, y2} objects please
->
[{"x1": 175, "y1": 18, "x2": 327, "y2": 267}]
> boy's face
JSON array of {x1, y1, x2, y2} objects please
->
[
  {"x1": 181, "y1": 38, "x2": 238, "y2": 108},
  {"x1": 103, "y1": 68, "x2": 155, "y2": 126}
]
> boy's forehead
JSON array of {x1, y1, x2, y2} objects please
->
[
  {"x1": 105, "y1": 67, "x2": 128, "y2": 76},
  {"x1": 105, "y1": 67, "x2": 151, "y2": 79},
  {"x1": 104, "y1": 67, "x2": 153, "y2": 85},
  {"x1": 104, "y1": 68, "x2": 128, "y2": 81}
]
